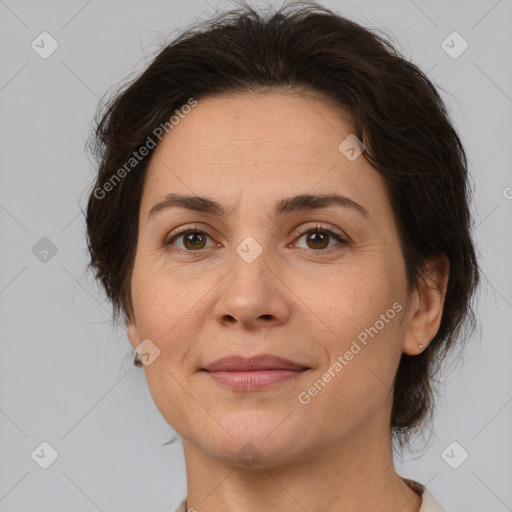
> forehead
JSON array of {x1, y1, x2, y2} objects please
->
[
  {"x1": 155, "y1": 92, "x2": 355, "y2": 160},
  {"x1": 141, "y1": 92, "x2": 391, "y2": 223}
]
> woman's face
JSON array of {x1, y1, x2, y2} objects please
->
[{"x1": 127, "y1": 92, "x2": 419, "y2": 467}]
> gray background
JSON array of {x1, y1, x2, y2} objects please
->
[{"x1": 0, "y1": 0, "x2": 511, "y2": 510}]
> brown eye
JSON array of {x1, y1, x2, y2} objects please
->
[
  {"x1": 182, "y1": 231, "x2": 207, "y2": 250},
  {"x1": 304, "y1": 231, "x2": 330, "y2": 250},
  {"x1": 294, "y1": 225, "x2": 348, "y2": 252},
  {"x1": 166, "y1": 230, "x2": 213, "y2": 251}
]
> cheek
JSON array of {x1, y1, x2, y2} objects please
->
[
  {"x1": 296, "y1": 308, "x2": 403, "y2": 443},
  {"x1": 130, "y1": 257, "x2": 205, "y2": 341},
  {"x1": 130, "y1": 263, "x2": 206, "y2": 433},
  {"x1": 330, "y1": 273, "x2": 404, "y2": 377},
  {"x1": 128, "y1": 264, "x2": 198, "y2": 400},
  {"x1": 303, "y1": 255, "x2": 401, "y2": 337},
  {"x1": 298, "y1": 263, "x2": 404, "y2": 421}
]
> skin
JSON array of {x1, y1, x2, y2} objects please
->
[{"x1": 126, "y1": 91, "x2": 449, "y2": 512}]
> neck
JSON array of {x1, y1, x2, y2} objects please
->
[{"x1": 181, "y1": 412, "x2": 421, "y2": 512}]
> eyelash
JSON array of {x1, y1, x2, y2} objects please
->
[{"x1": 164, "y1": 223, "x2": 349, "y2": 257}]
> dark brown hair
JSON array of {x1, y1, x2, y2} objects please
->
[{"x1": 85, "y1": 0, "x2": 480, "y2": 448}]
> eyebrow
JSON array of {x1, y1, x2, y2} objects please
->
[{"x1": 147, "y1": 193, "x2": 369, "y2": 222}]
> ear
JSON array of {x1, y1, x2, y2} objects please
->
[
  {"x1": 401, "y1": 254, "x2": 450, "y2": 355},
  {"x1": 126, "y1": 316, "x2": 140, "y2": 350}
]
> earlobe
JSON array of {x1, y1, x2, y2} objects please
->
[
  {"x1": 401, "y1": 254, "x2": 450, "y2": 355},
  {"x1": 126, "y1": 320, "x2": 145, "y2": 368}
]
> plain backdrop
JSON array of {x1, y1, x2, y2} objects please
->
[{"x1": 1, "y1": 0, "x2": 511, "y2": 511}]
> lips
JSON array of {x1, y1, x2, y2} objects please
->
[
  {"x1": 202, "y1": 355, "x2": 309, "y2": 372},
  {"x1": 201, "y1": 355, "x2": 310, "y2": 391}
]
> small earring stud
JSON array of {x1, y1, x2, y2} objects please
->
[{"x1": 418, "y1": 344, "x2": 424, "y2": 350}]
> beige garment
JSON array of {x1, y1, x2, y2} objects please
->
[
  {"x1": 173, "y1": 478, "x2": 447, "y2": 511},
  {"x1": 403, "y1": 478, "x2": 447, "y2": 512}
]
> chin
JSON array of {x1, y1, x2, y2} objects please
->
[{"x1": 186, "y1": 413, "x2": 312, "y2": 469}]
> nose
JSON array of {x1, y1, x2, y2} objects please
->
[{"x1": 213, "y1": 244, "x2": 291, "y2": 330}]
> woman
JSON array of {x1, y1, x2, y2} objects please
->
[{"x1": 85, "y1": 2, "x2": 480, "y2": 510}]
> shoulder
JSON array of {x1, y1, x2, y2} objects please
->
[
  {"x1": 173, "y1": 497, "x2": 188, "y2": 512},
  {"x1": 420, "y1": 487, "x2": 448, "y2": 512},
  {"x1": 403, "y1": 478, "x2": 447, "y2": 512}
]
